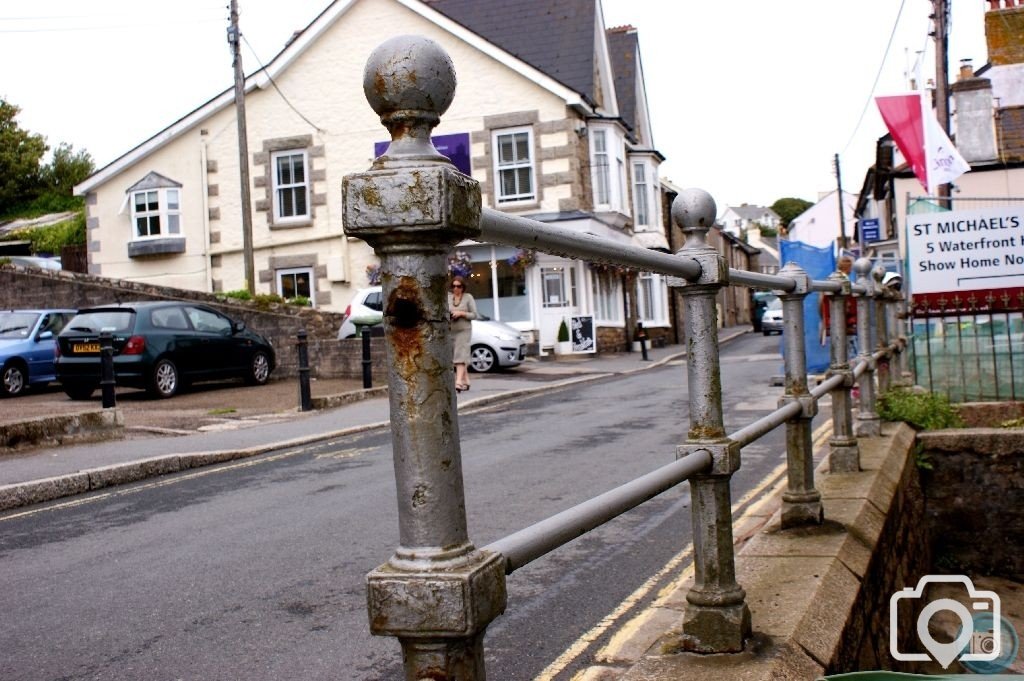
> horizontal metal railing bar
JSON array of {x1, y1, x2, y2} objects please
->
[
  {"x1": 729, "y1": 269, "x2": 797, "y2": 293},
  {"x1": 810, "y1": 373, "x2": 846, "y2": 398},
  {"x1": 480, "y1": 209, "x2": 878, "y2": 297},
  {"x1": 730, "y1": 400, "x2": 803, "y2": 447},
  {"x1": 852, "y1": 357, "x2": 869, "y2": 379},
  {"x1": 484, "y1": 449, "x2": 713, "y2": 574},
  {"x1": 480, "y1": 208, "x2": 703, "y2": 281}
]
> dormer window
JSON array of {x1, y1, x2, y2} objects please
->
[{"x1": 123, "y1": 171, "x2": 185, "y2": 257}]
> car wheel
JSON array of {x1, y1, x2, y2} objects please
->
[
  {"x1": 2, "y1": 361, "x2": 27, "y2": 397},
  {"x1": 149, "y1": 358, "x2": 179, "y2": 398},
  {"x1": 246, "y1": 350, "x2": 271, "y2": 385},
  {"x1": 63, "y1": 383, "x2": 96, "y2": 400},
  {"x1": 469, "y1": 345, "x2": 498, "y2": 373},
  {"x1": 763, "y1": 329, "x2": 770, "y2": 336}
]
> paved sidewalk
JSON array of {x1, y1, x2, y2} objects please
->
[{"x1": 0, "y1": 327, "x2": 750, "y2": 509}]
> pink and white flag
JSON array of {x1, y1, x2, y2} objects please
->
[{"x1": 875, "y1": 92, "x2": 970, "y2": 194}]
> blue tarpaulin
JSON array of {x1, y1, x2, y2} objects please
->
[{"x1": 778, "y1": 240, "x2": 836, "y2": 373}]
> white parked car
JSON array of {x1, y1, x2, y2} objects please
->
[
  {"x1": 760, "y1": 297, "x2": 784, "y2": 335},
  {"x1": 337, "y1": 286, "x2": 527, "y2": 372}
]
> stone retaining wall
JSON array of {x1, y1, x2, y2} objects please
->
[
  {"x1": 0, "y1": 409, "x2": 124, "y2": 452},
  {"x1": 918, "y1": 426, "x2": 1024, "y2": 579},
  {"x1": 0, "y1": 265, "x2": 389, "y2": 380}
]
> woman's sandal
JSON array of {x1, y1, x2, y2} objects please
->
[{"x1": 456, "y1": 383, "x2": 470, "y2": 393}]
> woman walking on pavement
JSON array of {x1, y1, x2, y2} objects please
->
[{"x1": 448, "y1": 275, "x2": 477, "y2": 393}]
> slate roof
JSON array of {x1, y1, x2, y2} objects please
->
[
  {"x1": 729, "y1": 205, "x2": 780, "y2": 222},
  {"x1": 606, "y1": 26, "x2": 637, "y2": 138},
  {"x1": 424, "y1": 0, "x2": 599, "y2": 107}
]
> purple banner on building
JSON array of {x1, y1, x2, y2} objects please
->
[{"x1": 374, "y1": 132, "x2": 471, "y2": 176}]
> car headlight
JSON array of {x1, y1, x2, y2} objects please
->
[{"x1": 495, "y1": 333, "x2": 521, "y2": 342}]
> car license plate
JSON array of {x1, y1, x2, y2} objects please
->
[{"x1": 73, "y1": 343, "x2": 101, "y2": 353}]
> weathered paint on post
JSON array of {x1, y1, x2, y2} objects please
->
[
  {"x1": 854, "y1": 258, "x2": 881, "y2": 437},
  {"x1": 775, "y1": 263, "x2": 823, "y2": 527},
  {"x1": 825, "y1": 271, "x2": 860, "y2": 472},
  {"x1": 342, "y1": 35, "x2": 505, "y2": 681},
  {"x1": 672, "y1": 189, "x2": 751, "y2": 653},
  {"x1": 872, "y1": 265, "x2": 892, "y2": 394}
]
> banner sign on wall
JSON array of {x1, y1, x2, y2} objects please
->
[
  {"x1": 905, "y1": 206, "x2": 1024, "y2": 296},
  {"x1": 374, "y1": 132, "x2": 471, "y2": 176},
  {"x1": 570, "y1": 315, "x2": 596, "y2": 353}
]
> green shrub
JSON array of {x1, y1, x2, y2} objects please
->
[
  {"x1": 252, "y1": 293, "x2": 283, "y2": 309},
  {"x1": 223, "y1": 289, "x2": 252, "y2": 301},
  {"x1": 1000, "y1": 417, "x2": 1024, "y2": 429},
  {"x1": 877, "y1": 388, "x2": 963, "y2": 431},
  {"x1": 557, "y1": 319, "x2": 569, "y2": 342},
  {"x1": 286, "y1": 296, "x2": 311, "y2": 307},
  {"x1": 0, "y1": 211, "x2": 85, "y2": 254}
]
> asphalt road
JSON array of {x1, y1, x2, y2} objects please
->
[{"x1": 0, "y1": 334, "x2": 818, "y2": 681}]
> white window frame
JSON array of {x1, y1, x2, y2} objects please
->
[
  {"x1": 636, "y1": 272, "x2": 670, "y2": 326},
  {"x1": 591, "y1": 269, "x2": 624, "y2": 324},
  {"x1": 590, "y1": 124, "x2": 626, "y2": 213},
  {"x1": 271, "y1": 149, "x2": 310, "y2": 223},
  {"x1": 276, "y1": 267, "x2": 316, "y2": 306},
  {"x1": 130, "y1": 188, "x2": 180, "y2": 240},
  {"x1": 540, "y1": 266, "x2": 574, "y2": 308},
  {"x1": 632, "y1": 162, "x2": 649, "y2": 227},
  {"x1": 492, "y1": 127, "x2": 536, "y2": 205}
]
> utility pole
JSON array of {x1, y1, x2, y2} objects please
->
[
  {"x1": 932, "y1": 0, "x2": 951, "y2": 205},
  {"x1": 834, "y1": 153, "x2": 847, "y2": 251},
  {"x1": 229, "y1": 0, "x2": 256, "y2": 294}
]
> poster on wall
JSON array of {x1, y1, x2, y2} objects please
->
[
  {"x1": 373, "y1": 132, "x2": 471, "y2": 176},
  {"x1": 570, "y1": 315, "x2": 596, "y2": 353}
]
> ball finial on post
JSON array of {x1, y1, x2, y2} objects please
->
[
  {"x1": 363, "y1": 35, "x2": 457, "y2": 168},
  {"x1": 672, "y1": 188, "x2": 718, "y2": 250}
]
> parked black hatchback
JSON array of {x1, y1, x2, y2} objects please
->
[{"x1": 56, "y1": 302, "x2": 276, "y2": 399}]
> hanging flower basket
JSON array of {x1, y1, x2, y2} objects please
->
[
  {"x1": 506, "y1": 248, "x2": 537, "y2": 271},
  {"x1": 447, "y1": 250, "x2": 473, "y2": 278},
  {"x1": 366, "y1": 263, "x2": 382, "y2": 286},
  {"x1": 587, "y1": 261, "x2": 634, "y2": 276}
]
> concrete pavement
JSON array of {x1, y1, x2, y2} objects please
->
[{"x1": 0, "y1": 327, "x2": 751, "y2": 511}]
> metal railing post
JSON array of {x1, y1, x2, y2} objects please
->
[
  {"x1": 100, "y1": 330, "x2": 116, "y2": 409},
  {"x1": 872, "y1": 265, "x2": 891, "y2": 394},
  {"x1": 775, "y1": 263, "x2": 823, "y2": 527},
  {"x1": 853, "y1": 258, "x2": 881, "y2": 436},
  {"x1": 825, "y1": 271, "x2": 859, "y2": 472},
  {"x1": 361, "y1": 325, "x2": 373, "y2": 389},
  {"x1": 342, "y1": 36, "x2": 504, "y2": 681},
  {"x1": 672, "y1": 190, "x2": 751, "y2": 653},
  {"x1": 887, "y1": 289, "x2": 910, "y2": 387},
  {"x1": 297, "y1": 329, "x2": 312, "y2": 412}
]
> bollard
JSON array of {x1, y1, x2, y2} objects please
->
[
  {"x1": 872, "y1": 265, "x2": 891, "y2": 394},
  {"x1": 361, "y1": 325, "x2": 372, "y2": 389},
  {"x1": 672, "y1": 189, "x2": 751, "y2": 654},
  {"x1": 775, "y1": 263, "x2": 823, "y2": 527},
  {"x1": 636, "y1": 321, "x2": 650, "y2": 361},
  {"x1": 343, "y1": 36, "x2": 505, "y2": 681},
  {"x1": 826, "y1": 271, "x2": 859, "y2": 472},
  {"x1": 887, "y1": 290, "x2": 910, "y2": 387},
  {"x1": 100, "y1": 330, "x2": 116, "y2": 409},
  {"x1": 297, "y1": 329, "x2": 312, "y2": 412},
  {"x1": 853, "y1": 258, "x2": 881, "y2": 436}
]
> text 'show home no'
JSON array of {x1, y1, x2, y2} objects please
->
[{"x1": 906, "y1": 206, "x2": 1024, "y2": 296}]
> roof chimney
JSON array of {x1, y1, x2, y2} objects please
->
[
  {"x1": 986, "y1": 1, "x2": 1024, "y2": 65},
  {"x1": 958, "y1": 58, "x2": 975, "y2": 80}
]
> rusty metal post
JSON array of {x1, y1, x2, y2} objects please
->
[
  {"x1": 297, "y1": 329, "x2": 312, "y2": 412},
  {"x1": 872, "y1": 265, "x2": 891, "y2": 395},
  {"x1": 775, "y1": 263, "x2": 823, "y2": 527},
  {"x1": 100, "y1": 330, "x2": 116, "y2": 409},
  {"x1": 853, "y1": 258, "x2": 881, "y2": 436},
  {"x1": 342, "y1": 36, "x2": 504, "y2": 681},
  {"x1": 672, "y1": 189, "x2": 751, "y2": 654},
  {"x1": 888, "y1": 291, "x2": 910, "y2": 387},
  {"x1": 825, "y1": 271, "x2": 859, "y2": 473}
]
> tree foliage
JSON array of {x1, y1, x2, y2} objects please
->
[
  {"x1": 0, "y1": 99, "x2": 48, "y2": 215},
  {"x1": 0, "y1": 99, "x2": 95, "y2": 221},
  {"x1": 771, "y1": 197, "x2": 813, "y2": 228}
]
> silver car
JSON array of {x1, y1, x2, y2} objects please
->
[
  {"x1": 337, "y1": 286, "x2": 527, "y2": 372},
  {"x1": 761, "y1": 297, "x2": 784, "y2": 335}
]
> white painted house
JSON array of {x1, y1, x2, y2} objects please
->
[
  {"x1": 74, "y1": 0, "x2": 671, "y2": 352},
  {"x1": 785, "y1": 190, "x2": 858, "y2": 252}
]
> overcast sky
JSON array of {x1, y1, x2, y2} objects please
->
[{"x1": 1, "y1": 0, "x2": 988, "y2": 213}]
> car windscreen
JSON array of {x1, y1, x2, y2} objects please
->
[
  {"x1": 0, "y1": 312, "x2": 40, "y2": 338},
  {"x1": 63, "y1": 311, "x2": 135, "y2": 334}
]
